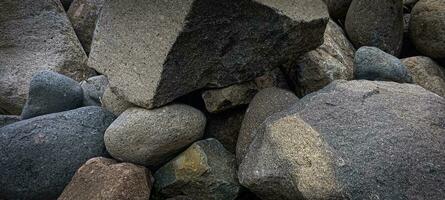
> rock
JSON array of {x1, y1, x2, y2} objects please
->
[
  {"x1": 67, "y1": 0, "x2": 106, "y2": 55},
  {"x1": 236, "y1": 87, "x2": 298, "y2": 165},
  {"x1": 58, "y1": 157, "x2": 153, "y2": 200},
  {"x1": 410, "y1": 0, "x2": 445, "y2": 58},
  {"x1": 402, "y1": 56, "x2": 445, "y2": 96},
  {"x1": 202, "y1": 82, "x2": 258, "y2": 113},
  {"x1": 205, "y1": 108, "x2": 246, "y2": 153},
  {"x1": 61, "y1": 0, "x2": 74, "y2": 10},
  {"x1": 88, "y1": 0, "x2": 329, "y2": 109},
  {"x1": 404, "y1": 0, "x2": 419, "y2": 7},
  {"x1": 81, "y1": 75, "x2": 109, "y2": 106},
  {"x1": 102, "y1": 87, "x2": 133, "y2": 116},
  {"x1": 104, "y1": 105, "x2": 206, "y2": 168},
  {"x1": 240, "y1": 80, "x2": 445, "y2": 199},
  {"x1": 0, "y1": 115, "x2": 20, "y2": 128},
  {"x1": 20, "y1": 71, "x2": 84, "y2": 120},
  {"x1": 154, "y1": 139, "x2": 240, "y2": 200},
  {"x1": 0, "y1": 106, "x2": 115, "y2": 200},
  {"x1": 323, "y1": 0, "x2": 352, "y2": 19},
  {"x1": 0, "y1": 0, "x2": 94, "y2": 115},
  {"x1": 345, "y1": 0, "x2": 404, "y2": 56},
  {"x1": 254, "y1": 68, "x2": 289, "y2": 90},
  {"x1": 292, "y1": 20, "x2": 355, "y2": 96},
  {"x1": 354, "y1": 46, "x2": 413, "y2": 83}
]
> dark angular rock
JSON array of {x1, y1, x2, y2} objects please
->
[
  {"x1": 354, "y1": 46, "x2": 413, "y2": 83},
  {"x1": 0, "y1": 106, "x2": 115, "y2": 200},
  {"x1": 21, "y1": 70, "x2": 84, "y2": 120},
  {"x1": 88, "y1": 0, "x2": 329, "y2": 109},
  {"x1": 80, "y1": 75, "x2": 109, "y2": 106}
]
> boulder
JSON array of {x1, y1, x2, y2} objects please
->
[
  {"x1": 292, "y1": 20, "x2": 355, "y2": 96},
  {"x1": 67, "y1": 0, "x2": 106, "y2": 54},
  {"x1": 323, "y1": 0, "x2": 352, "y2": 19},
  {"x1": 81, "y1": 75, "x2": 109, "y2": 106},
  {"x1": 102, "y1": 87, "x2": 133, "y2": 116},
  {"x1": 236, "y1": 87, "x2": 298, "y2": 165},
  {"x1": 0, "y1": 115, "x2": 20, "y2": 128},
  {"x1": 58, "y1": 157, "x2": 153, "y2": 200},
  {"x1": 202, "y1": 82, "x2": 258, "y2": 113},
  {"x1": 88, "y1": 0, "x2": 328, "y2": 109},
  {"x1": 354, "y1": 46, "x2": 413, "y2": 83},
  {"x1": 345, "y1": 0, "x2": 404, "y2": 56},
  {"x1": 0, "y1": 106, "x2": 115, "y2": 200},
  {"x1": 21, "y1": 71, "x2": 84, "y2": 119},
  {"x1": 104, "y1": 105, "x2": 206, "y2": 168},
  {"x1": 154, "y1": 139, "x2": 240, "y2": 200},
  {"x1": 410, "y1": 0, "x2": 445, "y2": 58},
  {"x1": 402, "y1": 56, "x2": 445, "y2": 96},
  {"x1": 0, "y1": 0, "x2": 94, "y2": 115},
  {"x1": 239, "y1": 80, "x2": 445, "y2": 199}
]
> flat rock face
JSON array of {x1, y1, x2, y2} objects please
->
[
  {"x1": 21, "y1": 71, "x2": 84, "y2": 119},
  {"x1": 104, "y1": 105, "x2": 206, "y2": 168},
  {"x1": 402, "y1": 56, "x2": 445, "y2": 97},
  {"x1": 89, "y1": 0, "x2": 328, "y2": 109},
  {"x1": 355, "y1": 46, "x2": 413, "y2": 83},
  {"x1": 58, "y1": 157, "x2": 153, "y2": 200},
  {"x1": 154, "y1": 139, "x2": 240, "y2": 200},
  {"x1": 345, "y1": 0, "x2": 404, "y2": 56},
  {"x1": 0, "y1": 106, "x2": 115, "y2": 200},
  {"x1": 410, "y1": 0, "x2": 445, "y2": 58},
  {"x1": 293, "y1": 20, "x2": 355, "y2": 96},
  {"x1": 242, "y1": 80, "x2": 445, "y2": 199},
  {"x1": 0, "y1": 0, "x2": 95, "y2": 115}
]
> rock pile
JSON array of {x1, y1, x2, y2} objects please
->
[{"x1": 1, "y1": 0, "x2": 444, "y2": 199}]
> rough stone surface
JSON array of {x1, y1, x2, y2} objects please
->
[
  {"x1": 104, "y1": 105, "x2": 206, "y2": 168},
  {"x1": 355, "y1": 46, "x2": 413, "y2": 83},
  {"x1": 254, "y1": 68, "x2": 289, "y2": 90},
  {"x1": 154, "y1": 139, "x2": 240, "y2": 200},
  {"x1": 67, "y1": 0, "x2": 106, "y2": 54},
  {"x1": 202, "y1": 82, "x2": 258, "y2": 113},
  {"x1": 240, "y1": 80, "x2": 445, "y2": 199},
  {"x1": 0, "y1": 0, "x2": 95, "y2": 115},
  {"x1": 102, "y1": 87, "x2": 133, "y2": 116},
  {"x1": 89, "y1": 0, "x2": 328, "y2": 109},
  {"x1": 81, "y1": 75, "x2": 109, "y2": 106},
  {"x1": 236, "y1": 87, "x2": 298, "y2": 165},
  {"x1": 0, "y1": 115, "x2": 20, "y2": 128},
  {"x1": 20, "y1": 71, "x2": 84, "y2": 119},
  {"x1": 402, "y1": 56, "x2": 445, "y2": 96},
  {"x1": 345, "y1": 0, "x2": 404, "y2": 56},
  {"x1": 323, "y1": 0, "x2": 352, "y2": 19},
  {"x1": 410, "y1": 0, "x2": 445, "y2": 58},
  {"x1": 205, "y1": 108, "x2": 246, "y2": 154},
  {"x1": 0, "y1": 106, "x2": 115, "y2": 200},
  {"x1": 58, "y1": 157, "x2": 153, "y2": 200},
  {"x1": 293, "y1": 20, "x2": 355, "y2": 96}
]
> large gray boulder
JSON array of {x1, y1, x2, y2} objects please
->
[
  {"x1": 402, "y1": 56, "x2": 445, "y2": 97},
  {"x1": 0, "y1": 0, "x2": 95, "y2": 115},
  {"x1": 239, "y1": 80, "x2": 445, "y2": 200},
  {"x1": 0, "y1": 106, "x2": 115, "y2": 200},
  {"x1": 89, "y1": 0, "x2": 328, "y2": 109},
  {"x1": 345, "y1": 0, "x2": 404, "y2": 56},
  {"x1": 104, "y1": 105, "x2": 206, "y2": 168}
]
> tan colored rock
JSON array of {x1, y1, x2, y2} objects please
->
[
  {"x1": 202, "y1": 82, "x2": 258, "y2": 113},
  {"x1": 402, "y1": 56, "x2": 445, "y2": 96},
  {"x1": 102, "y1": 87, "x2": 133, "y2": 116}
]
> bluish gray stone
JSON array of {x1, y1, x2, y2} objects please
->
[
  {"x1": 0, "y1": 106, "x2": 115, "y2": 200},
  {"x1": 21, "y1": 70, "x2": 84, "y2": 119},
  {"x1": 0, "y1": 115, "x2": 20, "y2": 128},
  {"x1": 354, "y1": 46, "x2": 413, "y2": 83}
]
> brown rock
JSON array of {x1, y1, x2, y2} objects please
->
[{"x1": 402, "y1": 56, "x2": 445, "y2": 96}]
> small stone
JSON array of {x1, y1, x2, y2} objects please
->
[
  {"x1": 67, "y1": 0, "x2": 106, "y2": 54},
  {"x1": 402, "y1": 56, "x2": 445, "y2": 96},
  {"x1": 58, "y1": 157, "x2": 153, "y2": 200},
  {"x1": 345, "y1": 0, "x2": 404, "y2": 55},
  {"x1": 410, "y1": 0, "x2": 445, "y2": 58},
  {"x1": 0, "y1": 106, "x2": 115, "y2": 200},
  {"x1": 236, "y1": 87, "x2": 298, "y2": 165},
  {"x1": 323, "y1": 0, "x2": 352, "y2": 19},
  {"x1": 354, "y1": 46, "x2": 413, "y2": 83},
  {"x1": 104, "y1": 105, "x2": 206, "y2": 168},
  {"x1": 202, "y1": 82, "x2": 258, "y2": 113},
  {"x1": 154, "y1": 138, "x2": 240, "y2": 200},
  {"x1": 102, "y1": 87, "x2": 133, "y2": 116},
  {"x1": 80, "y1": 75, "x2": 109, "y2": 106},
  {"x1": 0, "y1": 115, "x2": 20, "y2": 128}
]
